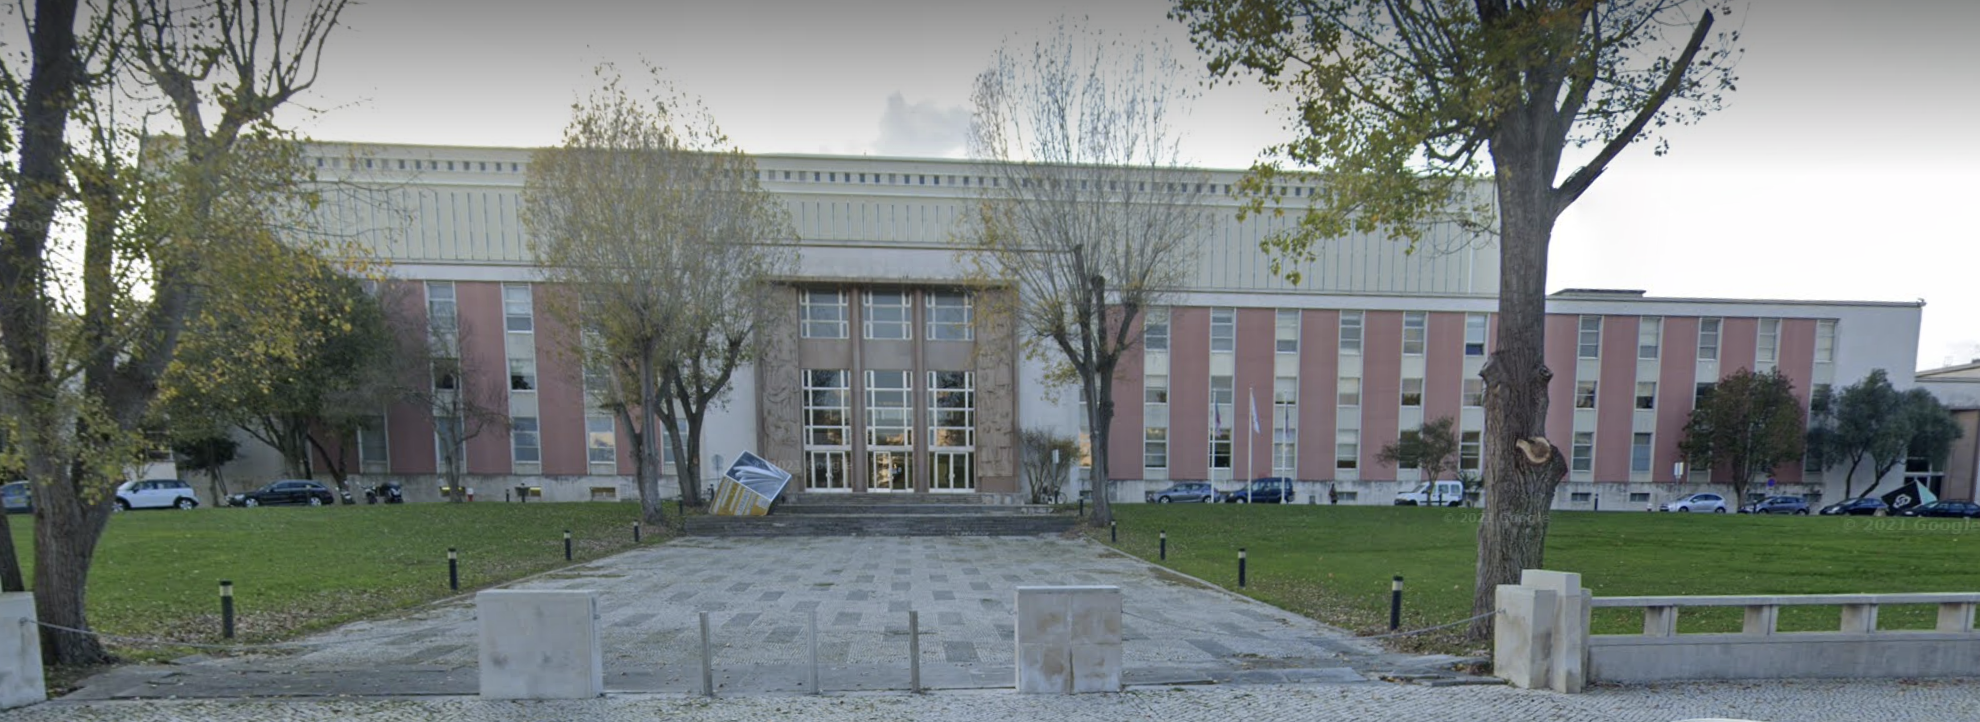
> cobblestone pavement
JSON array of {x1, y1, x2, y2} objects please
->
[
  {"x1": 14, "y1": 679, "x2": 1980, "y2": 721},
  {"x1": 71, "y1": 536, "x2": 1463, "y2": 699}
]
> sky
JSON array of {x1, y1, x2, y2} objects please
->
[{"x1": 171, "y1": 0, "x2": 1980, "y2": 371}]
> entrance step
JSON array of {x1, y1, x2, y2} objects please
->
[
  {"x1": 772, "y1": 503, "x2": 1055, "y2": 516},
  {"x1": 683, "y1": 513, "x2": 1076, "y2": 537},
  {"x1": 779, "y1": 492, "x2": 1013, "y2": 504}
]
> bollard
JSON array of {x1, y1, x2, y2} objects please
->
[
  {"x1": 908, "y1": 610, "x2": 921, "y2": 693},
  {"x1": 448, "y1": 548, "x2": 459, "y2": 591},
  {"x1": 1390, "y1": 575, "x2": 1404, "y2": 631},
  {"x1": 1238, "y1": 548, "x2": 1247, "y2": 588},
  {"x1": 1110, "y1": 520, "x2": 1117, "y2": 543},
  {"x1": 220, "y1": 580, "x2": 235, "y2": 639},
  {"x1": 564, "y1": 530, "x2": 573, "y2": 561},
  {"x1": 1078, "y1": 498, "x2": 1083, "y2": 517},
  {"x1": 808, "y1": 610, "x2": 820, "y2": 695},
  {"x1": 700, "y1": 611, "x2": 714, "y2": 697},
  {"x1": 1160, "y1": 530, "x2": 1167, "y2": 561},
  {"x1": 633, "y1": 521, "x2": 642, "y2": 544}
]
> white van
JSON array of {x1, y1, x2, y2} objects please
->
[{"x1": 1395, "y1": 480, "x2": 1467, "y2": 507}]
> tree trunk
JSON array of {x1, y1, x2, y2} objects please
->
[
  {"x1": 35, "y1": 455, "x2": 114, "y2": 666},
  {"x1": 633, "y1": 352, "x2": 665, "y2": 525},
  {"x1": 1469, "y1": 123, "x2": 1570, "y2": 640},
  {"x1": 1088, "y1": 360, "x2": 1117, "y2": 526},
  {"x1": 672, "y1": 410, "x2": 704, "y2": 509},
  {"x1": 0, "y1": 512, "x2": 22, "y2": 592}
]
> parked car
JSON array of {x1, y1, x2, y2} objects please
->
[
  {"x1": 1660, "y1": 493, "x2": 1728, "y2": 513},
  {"x1": 1819, "y1": 497, "x2": 1887, "y2": 516},
  {"x1": 1145, "y1": 482, "x2": 1214, "y2": 504},
  {"x1": 1899, "y1": 501, "x2": 1980, "y2": 519},
  {"x1": 114, "y1": 478, "x2": 200, "y2": 511},
  {"x1": 1738, "y1": 496, "x2": 1810, "y2": 515},
  {"x1": 0, "y1": 481, "x2": 29, "y2": 514},
  {"x1": 227, "y1": 480, "x2": 335, "y2": 508},
  {"x1": 1217, "y1": 477, "x2": 1295, "y2": 504},
  {"x1": 1395, "y1": 480, "x2": 1467, "y2": 507}
]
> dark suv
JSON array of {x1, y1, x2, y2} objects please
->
[
  {"x1": 1145, "y1": 482, "x2": 1214, "y2": 504},
  {"x1": 1739, "y1": 496, "x2": 1810, "y2": 515},
  {"x1": 1819, "y1": 497, "x2": 1887, "y2": 516},
  {"x1": 1217, "y1": 477, "x2": 1295, "y2": 504}
]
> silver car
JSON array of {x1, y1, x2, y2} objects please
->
[{"x1": 1660, "y1": 493, "x2": 1728, "y2": 513}]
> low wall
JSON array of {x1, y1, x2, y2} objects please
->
[{"x1": 1495, "y1": 572, "x2": 1980, "y2": 691}]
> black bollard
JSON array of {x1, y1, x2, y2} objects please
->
[
  {"x1": 448, "y1": 548, "x2": 460, "y2": 591},
  {"x1": 1390, "y1": 575, "x2": 1404, "y2": 631},
  {"x1": 220, "y1": 580, "x2": 235, "y2": 639},
  {"x1": 564, "y1": 529, "x2": 573, "y2": 561},
  {"x1": 634, "y1": 521, "x2": 642, "y2": 544},
  {"x1": 1110, "y1": 520, "x2": 1117, "y2": 543},
  {"x1": 1238, "y1": 548, "x2": 1247, "y2": 588},
  {"x1": 1078, "y1": 498, "x2": 1084, "y2": 517},
  {"x1": 1159, "y1": 530, "x2": 1167, "y2": 561}
]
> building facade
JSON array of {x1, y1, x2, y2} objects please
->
[{"x1": 234, "y1": 142, "x2": 1927, "y2": 507}]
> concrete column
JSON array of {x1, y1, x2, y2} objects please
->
[
  {"x1": 1742, "y1": 605, "x2": 1780, "y2": 635},
  {"x1": 1492, "y1": 584, "x2": 1556, "y2": 690},
  {"x1": 1643, "y1": 606, "x2": 1678, "y2": 637},
  {"x1": 477, "y1": 590, "x2": 603, "y2": 699},
  {"x1": 0, "y1": 594, "x2": 44, "y2": 710},
  {"x1": 1016, "y1": 586, "x2": 1121, "y2": 694},
  {"x1": 1938, "y1": 602, "x2": 1976, "y2": 633},
  {"x1": 1520, "y1": 569, "x2": 1589, "y2": 694},
  {"x1": 1840, "y1": 603, "x2": 1879, "y2": 634}
]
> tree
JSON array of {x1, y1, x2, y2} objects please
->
[
  {"x1": 525, "y1": 69, "x2": 792, "y2": 521},
  {"x1": 0, "y1": 0, "x2": 353, "y2": 665},
  {"x1": 1173, "y1": 0, "x2": 1741, "y2": 637},
  {"x1": 171, "y1": 434, "x2": 239, "y2": 504},
  {"x1": 959, "y1": 23, "x2": 1208, "y2": 527},
  {"x1": 1818, "y1": 369, "x2": 1907, "y2": 498},
  {"x1": 1020, "y1": 428, "x2": 1080, "y2": 505},
  {"x1": 395, "y1": 315, "x2": 507, "y2": 503},
  {"x1": 1380, "y1": 417, "x2": 1461, "y2": 486},
  {"x1": 1897, "y1": 388, "x2": 1962, "y2": 492},
  {"x1": 1679, "y1": 368, "x2": 1805, "y2": 506}
]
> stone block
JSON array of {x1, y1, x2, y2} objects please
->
[
  {"x1": 1016, "y1": 642, "x2": 1069, "y2": 693},
  {"x1": 1069, "y1": 588, "x2": 1122, "y2": 645},
  {"x1": 477, "y1": 590, "x2": 602, "y2": 699},
  {"x1": 1840, "y1": 603, "x2": 1879, "y2": 634},
  {"x1": 0, "y1": 594, "x2": 44, "y2": 710},
  {"x1": 1070, "y1": 643, "x2": 1123, "y2": 693},
  {"x1": 1016, "y1": 586, "x2": 1121, "y2": 694},
  {"x1": 1015, "y1": 587, "x2": 1070, "y2": 640},
  {"x1": 1938, "y1": 602, "x2": 1975, "y2": 633},
  {"x1": 1493, "y1": 584, "x2": 1556, "y2": 690}
]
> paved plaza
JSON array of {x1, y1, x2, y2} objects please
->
[{"x1": 67, "y1": 536, "x2": 1461, "y2": 699}]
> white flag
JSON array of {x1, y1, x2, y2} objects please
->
[{"x1": 1249, "y1": 388, "x2": 1261, "y2": 434}]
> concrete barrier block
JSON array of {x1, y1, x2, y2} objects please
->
[
  {"x1": 1069, "y1": 587, "x2": 1122, "y2": 646},
  {"x1": 1017, "y1": 586, "x2": 1121, "y2": 694},
  {"x1": 1016, "y1": 642, "x2": 1069, "y2": 693},
  {"x1": 0, "y1": 594, "x2": 44, "y2": 710},
  {"x1": 1070, "y1": 643, "x2": 1122, "y2": 693},
  {"x1": 1493, "y1": 584, "x2": 1556, "y2": 690},
  {"x1": 477, "y1": 590, "x2": 602, "y2": 699}
]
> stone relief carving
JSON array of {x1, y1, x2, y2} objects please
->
[
  {"x1": 974, "y1": 288, "x2": 1018, "y2": 482},
  {"x1": 756, "y1": 286, "x2": 804, "y2": 472}
]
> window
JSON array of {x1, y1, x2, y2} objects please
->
[
  {"x1": 1631, "y1": 432, "x2": 1653, "y2": 473},
  {"x1": 866, "y1": 370, "x2": 912, "y2": 490},
  {"x1": 863, "y1": 289, "x2": 912, "y2": 340},
  {"x1": 1570, "y1": 492, "x2": 1592, "y2": 503},
  {"x1": 926, "y1": 291, "x2": 973, "y2": 341},
  {"x1": 1144, "y1": 307, "x2": 1170, "y2": 351},
  {"x1": 426, "y1": 281, "x2": 457, "y2": 333},
  {"x1": 1402, "y1": 312, "x2": 1427, "y2": 355},
  {"x1": 1695, "y1": 382, "x2": 1716, "y2": 405},
  {"x1": 1629, "y1": 492, "x2": 1651, "y2": 503},
  {"x1": 1401, "y1": 377, "x2": 1424, "y2": 407},
  {"x1": 929, "y1": 371, "x2": 975, "y2": 491},
  {"x1": 1275, "y1": 309, "x2": 1300, "y2": 353},
  {"x1": 1338, "y1": 377, "x2": 1361, "y2": 407},
  {"x1": 1144, "y1": 375, "x2": 1169, "y2": 405},
  {"x1": 1575, "y1": 381, "x2": 1597, "y2": 409},
  {"x1": 1577, "y1": 316, "x2": 1602, "y2": 359},
  {"x1": 804, "y1": 369, "x2": 851, "y2": 490},
  {"x1": 511, "y1": 417, "x2": 540, "y2": 464},
  {"x1": 1816, "y1": 320, "x2": 1836, "y2": 363},
  {"x1": 357, "y1": 417, "x2": 388, "y2": 466},
  {"x1": 1336, "y1": 430, "x2": 1359, "y2": 470},
  {"x1": 1460, "y1": 430, "x2": 1482, "y2": 471},
  {"x1": 1339, "y1": 311, "x2": 1363, "y2": 354},
  {"x1": 1464, "y1": 313, "x2": 1488, "y2": 356},
  {"x1": 503, "y1": 284, "x2": 534, "y2": 332},
  {"x1": 1758, "y1": 318, "x2": 1780, "y2": 363},
  {"x1": 1698, "y1": 318, "x2": 1721, "y2": 360},
  {"x1": 1210, "y1": 308, "x2": 1236, "y2": 352},
  {"x1": 586, "y1": 416, "x2": 616, "y2": 464},
  {"x1": 1635, "y1": 381, "x2": 1657, "y2": 410},
  {"x1": 509, "y1": 356, "x2": 536, "y2": 391},
  {"x1": 1144, "y1": 427, "x2": 1168, "y2": 469},
  {"x1": 1272, "y1": 377, "x2": 1297, "y2": 474},
  {"x1": 801, "y1": 289, "x2": 848, "y2": 339},
  {"x1": 433, "y1": 357, "x2": 460, "y2": 391},
  {"x1": 1571, "y1": 431, "x2": 1594, "y2": 472},
  {"x1": 1463, "y1": 378, "x2": 1485, "y2": 408},
  {"x1": 1209, "y1": 375, "x2": 1233, "y2": 469},
  {"x1": 1638, "y1": 317, "x2": 1661, "y2": 359}
]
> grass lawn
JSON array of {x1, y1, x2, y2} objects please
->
[
  {"x1": 2, "y1": 501, "x2": 669, "y2": 661},
  {"x1": 1099, "y1": 505, "x2": 1980, "y2": 653}
]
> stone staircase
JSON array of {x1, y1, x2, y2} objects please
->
[{"x1": 683, "y1": 492, "x2": 1076, "y2": 537}]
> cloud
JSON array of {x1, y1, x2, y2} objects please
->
[{"x1": 871, "y1": 92, "x2": 970, "y2": 158}]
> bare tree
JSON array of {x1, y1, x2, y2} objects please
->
[
  {"x1": 959, "y1": 22, "x2": 1207, "y2": 527},
  {"x1": 526, "y1": 68, "x2": 792, "y2": 521},
  {"x1": 1020, "y1": 428, "x2": 1079, "y2": 505},
  {"x1": 394, "y1": 314, "x2": 507, "y2": 503}
]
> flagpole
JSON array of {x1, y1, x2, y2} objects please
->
[{"x1": 1247, "y1": 386, "x2": 1255, "y2": 503}]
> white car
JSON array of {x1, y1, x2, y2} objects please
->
[
  {"x1": 1661, "y1": 493, "x2": 1728, "y2": 513},
  {"x1": 114, "y1": 479, "x2": 200, "y2": 511}
]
